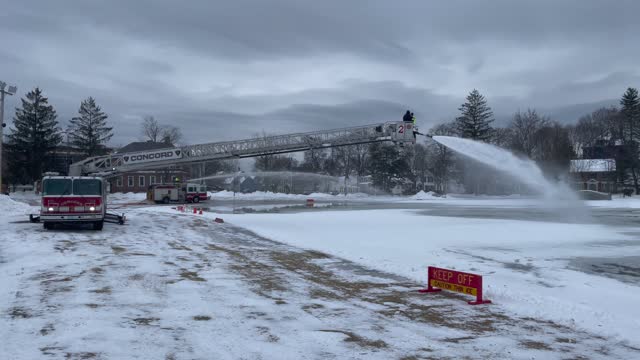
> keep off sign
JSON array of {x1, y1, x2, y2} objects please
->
[{"x1": 419, "y1": 266, "x2": 491, "y2": 305}]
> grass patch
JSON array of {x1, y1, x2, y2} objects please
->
[
  {"x1": 90, "y1": 286, "x2": 111, "y2": 294},
  {"x1": 179, "y1": 270, "x2": 206, "y2": 282},
  {"x1": 110, "y1": 245, "x2": 126, "y2": 255}
]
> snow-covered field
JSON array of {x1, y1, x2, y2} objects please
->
[
  {"x1": 223, "y1": 209, "x2": 640, "y2": 347},
  {"x1": 2, "y1": 192, "x2": 640, "y2": 358}
]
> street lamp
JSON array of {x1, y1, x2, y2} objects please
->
[{"x1": 0, "y1": 80, "x2": 17, "y2": 194}]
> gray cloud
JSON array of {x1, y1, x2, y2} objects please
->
[{"x1": 1, "y1": 0, "x2": 639, "y2": 147}]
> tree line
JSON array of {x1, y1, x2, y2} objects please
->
[
  {"x1": 4, "y1": 85, "x2": 639, "y2": 194},
  {"x1": 3, "y1": 87, "x2": 179, "y2": 185},
  {"x1": 252, "y1": 87, "x2": 640, "y2": 194}
]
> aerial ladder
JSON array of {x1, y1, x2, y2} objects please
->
[{"x1": 69, "y1": 121, "x2": 419, "y2": 177}]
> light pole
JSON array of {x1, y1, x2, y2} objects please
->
[{"x1": 0, "y1": 80, "x2": 17, "y2": 193}]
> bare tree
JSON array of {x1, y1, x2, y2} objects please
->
[
  {"x1": 161, "y1": 126, "x2": 182, "y2": 145},
  {"x1": 142, "y1": 116, "x2": 184, "y2": 145},
  {"x1": 142, "y1": 116, "x2": 161, "y2": 142},
  {"x1": 350, "y1": 143, "x2": 370, "y2": 178},
  {"x1": 491, "y1": 127, "x2": 513, "y2": 149},
  {"x1": 532, "y1": 122, "x2": 575, "y2": 180},
  {"x1": 253, "y1": 131, "x2": 277, "y2": 171},
  {"x1": 568, "y1": 107, "x2": 619, "y2": 155},
  {"x1": 411, "y1": 144, "x2": 429, "y2": 192},
  {"x1": 508, "y1": 109, "x2": 549, "y2": 158},
  {"x1": 427, "y1": 122, "x2": 458, "y2": 193}
]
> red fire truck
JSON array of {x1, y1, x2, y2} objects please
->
[
  {"x1": 147, "y1": 183, "x2": 209, "y2": 204},
  {"x1": 40, "y1": 175, "x2": 107, "y2": 230}
]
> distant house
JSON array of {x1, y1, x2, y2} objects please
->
[
  {"x1": 240, "y1": 177, "x2": 258, "y2": 193},
  {"x1": 108, "y1": 141, "x2": 187, "y2": 193},
  {"x1": 570, "y1": 159, "x2": 616, "y2": 193}
]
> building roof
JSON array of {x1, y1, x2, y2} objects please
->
[
  {"x1": 117, "y1": 141, "x2": 174, "y2": 154},
  {"x1": 570, "y1": 159, "x2": 616, "y2": 173}
]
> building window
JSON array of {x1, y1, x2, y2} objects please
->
[
  {"x1": 150, "y1": 176, "x2": 156, "y2": 185},
  {"x1": 127, "y1": 176, "x2": 134, "y2": 187},
  {"x1": 139, "y1": 176, "x2": 145, "y2": 187},
  {"x1": 116, "y1": 177, "x2": 123, "y2": 187},
  {"x1": 160, "y1": 176, "x2": 165, "y2": 184}
]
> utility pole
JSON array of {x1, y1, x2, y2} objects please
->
[{"x1": 0, "y1": 80, "x2": 17, "y2": 193}]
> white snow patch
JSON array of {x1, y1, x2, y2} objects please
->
[
  {"x1": 411, "y1": 190, "x2": 439, "y2": 200},
  {"x1": 0, "y1": 194, "x2": 37, "y2": 215},
  {"x1": 107, "y1": 192, "x2": 147, "y2": 204}
]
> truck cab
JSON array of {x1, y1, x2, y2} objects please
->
[
  {"x1": 182, "y1": 183, "x2": 208, "y2": 203},
  {"x1": 40, "y1": 176, "x2": 107, "y2": 230}
]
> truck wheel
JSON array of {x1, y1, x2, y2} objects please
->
[
  {"x1": 192, "y1": 196, "x2": 200, "y2": 203},
  {"x1": 162, "y1": 197, "x2": 170, "y2": 204},
  {"x1": 93, "y1": 221, "x2": 104, "y2": 231}
]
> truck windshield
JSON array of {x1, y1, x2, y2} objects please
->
[
  {"x1": 73, "y1": 179, "x2": 102, "y2": 195},
  {"x1": 43, "y1": 179, "x2": 72, "y2": 195}
]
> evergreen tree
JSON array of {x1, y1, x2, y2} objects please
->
[
  {"x1": 68, "y1": 97, "x2": 113, "y2": 157},
  {"x1": 368, "y1": 143, "x2": 412, "y2": 192},
  {"x1": 455, "y1": 89, "x2": 494, "y2": 142},
  {"x1": 620, "y1": 87, "x2": 640, "y2": 142},
  {"x1": 620, "y1": 87, "x2": 640, "y2": 193},
  {"x1": 7, "y1": 88, "x2": 62, "y2": 182}
]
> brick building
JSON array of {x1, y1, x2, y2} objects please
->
[
  {"x1": 570, "y1": 159, "x2": 616, "y2": 193},
  {"x1": 571, "y1": 139, "x2": 637, "y2": 193},
  {"x1": 107, "y1": 141, "x2": 187, "y2": 193}
]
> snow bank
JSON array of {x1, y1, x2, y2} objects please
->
[
  {"x1": 586, "y1": 196, "x2": 640, "y2": 208},
  {"x1": 107, "y1": 192, "x2": 147, "y2": 204},
  {"x1": 411, "y1": 190, "x2": 439, "y2": 200},
  {"x1": 0, "y1": 194, "x2": 35, "y2": 215}
]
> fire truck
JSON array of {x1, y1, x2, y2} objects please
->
[
  {"x1": 34, "y1": 120, "x2": 420, "y2": 230},
  {"x1": 147, "y1": 183, "x2": 209, "y2": 204},
  {"x1": 39, "y1": 175, "x2": 107, "y2": 230}
]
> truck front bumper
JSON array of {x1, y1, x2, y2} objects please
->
[{"x1": 40, "y1": 214, "x2": 103, "y2": 222}]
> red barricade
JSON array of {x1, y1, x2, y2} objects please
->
[{"x1": 419, "y1": 266, "x2": 491, "y2": 305}]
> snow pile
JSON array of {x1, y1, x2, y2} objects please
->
[
  {"x1": 0, "y1": 194, "x2": 35, "y2": 215},
  {"x1": 586, "y1": 195, "x2": 640, "y2": 208},
  {"x1": 411, "y1": 191, "x2": 439, "y2": 200},
  {"x1": 108, "y1": 192, "x2": 147, "y2": 204}
]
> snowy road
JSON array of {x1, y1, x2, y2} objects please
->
[{"x1": 2, "y1": 200, "x2": 639, "y2": 359}]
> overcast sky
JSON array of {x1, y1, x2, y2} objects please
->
[{"x1": 1, "y1": 0, "x2": 639, "y2": 146}]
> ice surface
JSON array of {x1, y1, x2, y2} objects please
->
[
  {"x1": 209, "y1": 190, "x2": 372, "y2": 201},
  {"x1": 223, "y1": 209, "x2": 640, "y2": 347}
]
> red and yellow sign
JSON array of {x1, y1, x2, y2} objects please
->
[{"x1": 419, "y1": 266, "x2": 491, "y2": 305}]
